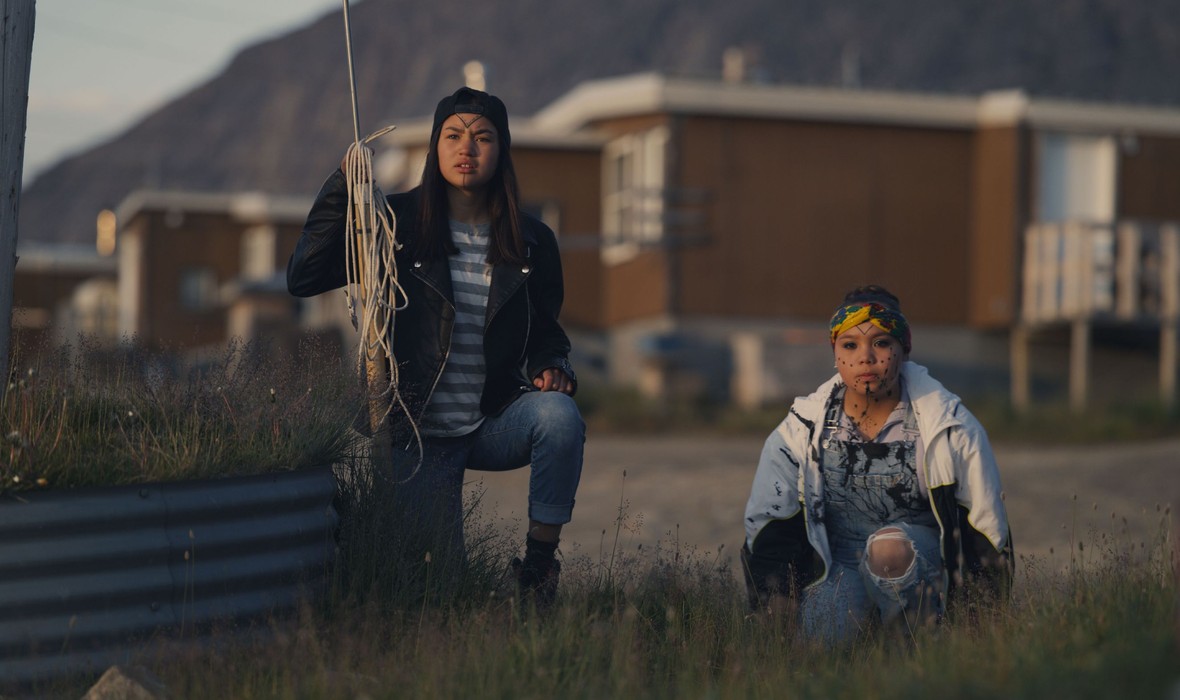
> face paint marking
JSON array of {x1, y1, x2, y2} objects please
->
[{"x1": 456, "y1": 113, "x2": 484, "y2": 130}]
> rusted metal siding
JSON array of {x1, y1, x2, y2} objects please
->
[
  {"x1": 968, "y1": 125, "x2": 1027, "y2": 328},
  {"x1": 0, "y1": 467, "x2": 337, "y2": 684},
  {"x1": 603, "y1": 251, "x2": 670, "y2": 326},
  {"x1": 671, "y1": 115, "x2": 975, "y2": 325},
  {"x1": 560, "y1": 248, "x2": 606, "y2": 329},
  {"x1": 1119, "y1": 134, "x2": 1180, "y2": 222},
  {"x1": 513, "y1": 147, "x2": 605, "y2": 330}
]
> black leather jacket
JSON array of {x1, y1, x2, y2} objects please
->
[{"x1": 287, "y1": 171, "x2": 576, "y2": 435}]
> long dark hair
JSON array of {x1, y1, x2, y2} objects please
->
[{"x1": 413, "y1": 125, "x2": 527, "y2": 265}]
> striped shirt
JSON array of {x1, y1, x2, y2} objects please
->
[{"x1": 420, "y1": 221, "x2": 493, "y2": 437}]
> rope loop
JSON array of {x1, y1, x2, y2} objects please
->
[{"x1": 342, "y1": 127, "x2": 423, "y2": 478}]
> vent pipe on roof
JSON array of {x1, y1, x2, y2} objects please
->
[
  {"x1": 840, "y1": 43, "x2": 861, "y2": 89},
  {"x1": 723, "y1": 46, "x2": 768, "y2": 84},
  {"x1": 464, "y1": 60, "x2": 488, "y2": 91},
  {"x1": 722, "y1": 47, "x2": 746, "y2": 84}
]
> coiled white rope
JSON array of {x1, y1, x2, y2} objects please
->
[
  {"x1": 342, "y1": 126, "x2": 402, "y2": 365},
  {"x1": 337, "y1": 0, "x2": 420, "y2": 480},
  {"x1": 341, "y1": 127, "x2": 422, "y2": 477}
]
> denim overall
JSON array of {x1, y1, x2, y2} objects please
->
[{"x1": 801, "y1": 387, "x2": 944, "y2": 643}]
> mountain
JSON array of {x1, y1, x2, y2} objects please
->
[{"x1": 19, "y1": 0, "x2": 1180, "y2": 245}]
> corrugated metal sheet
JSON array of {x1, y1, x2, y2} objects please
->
[{"x1": 0, "y1": 466, "x2": 338, "y2": 685}]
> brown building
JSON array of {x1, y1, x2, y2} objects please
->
[
  {"x1": 15, "y1": 73, "x2": 1180, "y2": 406},
  {"x1": 113, "y1": 191, "x2": 312, "y2": 357},
  {"x1": 11, "y1": 244, "x2": 116, "y2": 351},
  {"x1": 370, "y1": 73, "x2": 1180, "y2": 406}
]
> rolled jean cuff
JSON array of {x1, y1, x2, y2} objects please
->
[{"x1": 529, "y1": 500, "x2": 575, "y2": 525}]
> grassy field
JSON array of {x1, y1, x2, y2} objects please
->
[
  {"x1": 1, "y1": 337, "x2": 358, "y2": 492},
  {"x1": 42, "y1": 496, "x2": 1176, "y2": 700},
  {"x1": 573, "y1": 383, "x2": 1180, "y2": 445},
  {"x1": 5, "y1": 340, "x2": 1176, "y2": 494},
  {"x1": 5, "y1": 342, "x2": 1177, "y2": 698}
]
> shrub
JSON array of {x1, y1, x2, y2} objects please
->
[{"x1": 1, "y1": 336, "x2": 361, "y2": 492}]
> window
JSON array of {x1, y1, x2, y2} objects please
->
[
  {"x1": 241, "y1": 225, "x2": 277, "y2": 281},
  {"x1": 179, "y1": 267, "x2": 219, "y2": 311},
  {"x1": 1033, "y1": 132, "x2": 1119, "y2": 314},
  {"x1": 1036, "y1": 132, "x2": 1116, "y2": 224},
  {"x1": 602, "y1": 126, "x2": 669, "y2": 264}
]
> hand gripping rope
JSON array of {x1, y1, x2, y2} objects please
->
[{"x1": 339, "y1": 0, "x2": 421, "y2": 477}]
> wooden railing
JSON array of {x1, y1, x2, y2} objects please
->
[
  {"x1": 1014, "y1": 220, "x2": 1180, "y2": 411},
  {"x1": 1021, "y1": 221, "x2": 1180, "y2": 324}
]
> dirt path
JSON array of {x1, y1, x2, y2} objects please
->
[{"x1": 465, "y1": 435, "x2": 1180, "y2": 571}]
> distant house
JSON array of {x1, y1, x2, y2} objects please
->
[
  {"x1": 11, "y1": 244, "x2": 116, "y2": 351},
  {"x1": 16, "y1": 72, "x2": 1180, "y2": 407},
  {"x1": 379, "y1": 72, "x2": 1180, "y2": 407},
  {"x1": 111, "y1": 190, "x2": 313, "y2": 357}
]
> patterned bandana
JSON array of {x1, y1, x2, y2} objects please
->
[{"x1": 829, "y1": 302, "x2": 912, "y2": 353}]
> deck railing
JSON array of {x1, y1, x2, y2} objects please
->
[
  {"x1": 1015, "y1": 220, "x2": 1180, "y2": 410},
  {"x1": 1021, "y1": 220, "x2": 1180, "y2": 325}
]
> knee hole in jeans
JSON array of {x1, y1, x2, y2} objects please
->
[{"x1": 865, "y1": 527, "x2": 916, "y2": 579}]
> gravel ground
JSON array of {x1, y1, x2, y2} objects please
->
[{"x1": 464, "y1": 434, "x2": 1180, "y2": 574}]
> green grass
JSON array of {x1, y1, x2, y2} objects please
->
[
  {"x1": 967, "y1": 395, "x2": 1180, "y2": 445},
  {"x1": 6, "y1": 343, "x2": 1175, "y2": 698},
  {"x1": 5, "y1": 340, "x2": 1174, "y2": 495},
  {"x1": 573, "y1": 384, "x2": 788, "y2": 437},
  {"x1": 575, "y1": 384, "x2": 1180, "y2": 445},
  {"x1": 1, "y1": 336, "x2": 361, "y2": 492},
  {"x1": 50, "y1": 509, "x2": 1173, "y2": 700}
]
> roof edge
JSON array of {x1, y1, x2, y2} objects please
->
[
  {"x1": 531, "y1": 72, "x2": 1180, "y2": 135},
  {"x1": 115, "y1": 190, "x2": 313, "y2": 227}
]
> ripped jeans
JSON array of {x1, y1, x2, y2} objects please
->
[{"x1": 801, "y1": 522, "x2": 943, "y2": 645}]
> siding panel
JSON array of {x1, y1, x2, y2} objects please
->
[{"x1": 0, "y1": 467, "x2": 337, "y2": 684}]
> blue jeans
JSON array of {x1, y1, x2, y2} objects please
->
[
  {"x1": 801, "y1": 522, "x2": 943, "y2": 644},
  {"x1": 385, "y1": 390, "x2": 585, "y2": 562}
]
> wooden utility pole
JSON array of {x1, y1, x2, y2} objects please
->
[
  {"x1": 1069, "y1": 318, "x2": 1090, "y2": 414},
  {"x1": 1010, "y1": 323, "x2": 1030, "y2": 412},
  {"x1": 1, "y1": 0, "x2": 37, "y2": 388},
  {"x1": 1161, "y1": 225, "x2": 1179, "y2": 411}
]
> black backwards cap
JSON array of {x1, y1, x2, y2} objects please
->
[{"x1": 431, "y1": 87, "x2": 511, "y2": 148}]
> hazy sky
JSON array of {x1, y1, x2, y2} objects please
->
[{"x1": 22, "y1": 0, "x2": 342, "y2": 183}]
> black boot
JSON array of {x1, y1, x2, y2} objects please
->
[{"x1": 512, "y1": 537, "x2": 560, "y2": 611}]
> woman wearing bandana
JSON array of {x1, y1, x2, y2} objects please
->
[{"x1": 741, "y1": 285, "x2": 1012, "y2": 643}]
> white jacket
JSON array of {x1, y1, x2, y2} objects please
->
[{"x1": 744, "y1": 361, "x2": 1011, "y2": 593}]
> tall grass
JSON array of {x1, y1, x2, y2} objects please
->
[
  {"x1": 575, "y1": 384, "x2": 1180, "y2": 444},
  {"x1": 327, "y1": 455, "x2": 521, "y2": 614},
  {"x1": 1, "y1": 336, "x2": 361, "y2": 492},
  {"x1": 56, "y1": 488, "x2": 1175, "y2": 700},
  {"x1": 968, "y1": 395, "x2": 1180, "y2": 444},
  {"x1": 7, "y1": 344, "x2": 1176, "y2": 697}
]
